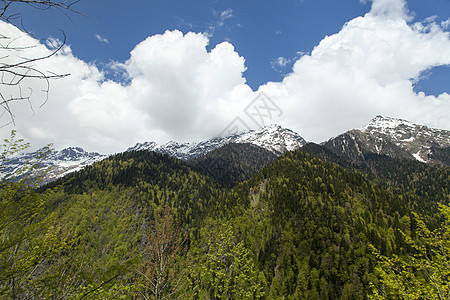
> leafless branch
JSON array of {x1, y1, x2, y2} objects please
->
[
  {"x1": 0, "y1": 29, "x2": 69, "y2": 126},
  {"x1": 0, "y1": 0, "x2": 84, "y2": 126},
  {"x1": 0, "y1": 0, "x2": 87, "y2": 24}
]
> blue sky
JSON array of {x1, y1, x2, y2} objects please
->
[
  {"x1": 1, "y1": 0, "x2": 450, "y2": 152},
  {"x1": 16, "y1": 0, "x2": 449, "y2": 93}
]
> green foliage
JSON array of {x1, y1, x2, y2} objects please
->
[
  {"x1": 2, "y1": 138, "x2": 449, "y2": 299},
  {"x1": 370, "y1": 203, "x2": 450, "y2": 299},
  {"x1": 35, "y1": 150, "x2": 227, "y2": 297},
  {"x1": 0, "y1": 132, "x2": 73, "y2": 298},
  {"x1": 48, "y1": 150, "x2": 224, "y2": 226},
  {"x1": 190, "y1": 221, "x2": 265, "y2": 299},
  {"x1": 209, "y1": 149, "x2": 448, "y2": 298}
]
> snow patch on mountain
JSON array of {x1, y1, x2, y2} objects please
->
[
  {"x1": 1, "y1": 147, "x2": 106, "y2": 183},
  {"x1": 127, "y1": 124, "x2": 307, "y2": 160},
  {"x1": 412, "y1": 151, "x2": 426, "y2": 163},
  {"x1": 356, "y1": 116, "x2": 450, "y2": 163}
]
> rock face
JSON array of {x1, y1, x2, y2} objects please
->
[
  {"x1": 127, "y1": 124, "x2": 307, "y2": 160},
  {"x1": 1, "y1": 147, "x2": 106, "y2": 184},
  {"x1": 324, "y1": 116, "x2": 450, "y2": 166}
]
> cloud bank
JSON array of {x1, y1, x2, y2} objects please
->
[
  {"x1": 1, "y1": 0, "x2": 449, "y2": 153},
  {"x1": 261, "y1": 0, "x2": 450, "y2": 142}
]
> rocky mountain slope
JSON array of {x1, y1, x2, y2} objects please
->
[
  {"x1": 323, "y1": 116, "x2": 450, "y2": 166},
  {"x1": 127, "y1": 124, "x2": 307, "y2": 160},
  {"x1": 1, "y1": 147, "x2": 106, "y2": 184}
]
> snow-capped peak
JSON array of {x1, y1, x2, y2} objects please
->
[
  {"x1": 126, "y1": 141, "x2": 157, "y2": 152},
  {"x1": 359, "y1": 115, "x2": 416, "y2": 132},
  {"x1": 1, "y1": 147, "x2": 107, "y2": 184},
  {"x1": 354, "y1": 116, "x2": 450, "y2": 163},
  {"x1": 233, "y1": 124, "x2": 306, "y2": 155},
  {"x1": 126, "y1": 124, "x2": 307, "y2": 160}
]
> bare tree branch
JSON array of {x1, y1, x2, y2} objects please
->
[
  {"x1": 137, "y1": 204, "x2": 188, "y2": 299},
  {"x1": 0, "y1": 0, "x2": 84, "y2": 126},
  {"x1": 0, "y1": 0, "x2": 87, "y2": 24}
]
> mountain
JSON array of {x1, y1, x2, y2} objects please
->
[
  {"x1": 188, "y1": 143, "x2": 278, "y2": 187},
  {"x1": 4, "y1": 117, "x2": 448, "y2": 184},
  {"x1": 0, "y1": 147, "x2": 106, "y2": 184},
  {"x1": 1, "y1": 124, "x2": 306, "y2": 184},
  {"x1": 323, "y1": 115, "x2": 450, "y2": 166},
  {"x1": 5, "y1": 116, "x2": 450, "y2": 298},
  {"x1": 127, "y1": 124, "x2": 307, "y2": 160},
  {"x1": 30, "y1": 142, "x2": 449, "y2": 299}
]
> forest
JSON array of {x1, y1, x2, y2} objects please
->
[{"x1": 1, "y1": 136, "x2": 449, "y2": 299}]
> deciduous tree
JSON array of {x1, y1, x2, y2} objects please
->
[
  {"x1": 0, "y1": 131, "x2": 70, "y2": 298},
  {"x1": 137, "y1": 204, "x2": 187, "y2": 299},
  {"x1": 370, "y1": 204, "x2": 450, "y2": 299},
  {"x1": 193, "y1": 222, "x2": 265, "y2": 299}
]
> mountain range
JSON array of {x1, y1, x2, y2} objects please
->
[
  {"x1": 0, "y1": 147, "x2": 106, "y2": 184},
  {"x1": 126, "y1": 124, "x2": 307, "y2": 159},
  {"x1": 1, "y1": 116, "x2": 449, "y2": 183},
  {"x1": 3, "y1": 115, "x2": 450, "y2": 299}
]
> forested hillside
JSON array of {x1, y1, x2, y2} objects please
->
[
  {"x1": 211, "y1": 150, "x2": 448, "y2": 298},
  {"x1": 188, "y1": 143, "x2": 277, "y2": 187},
  {"x1": 1, "y1": 141, "x2": 449, "y2": 299}
]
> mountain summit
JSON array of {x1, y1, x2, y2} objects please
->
[
  {"x1": 324, "y1": 116, "x2": 450, "y2": 165},
  {"x1": 127, "y1": 124, "x2": 307, "y2": 160}
]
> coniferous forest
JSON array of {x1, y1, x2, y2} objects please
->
[{"x1": 1, "y1": 137, "x2": 449, "y2": 299}]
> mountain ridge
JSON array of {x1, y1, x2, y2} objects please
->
[
  {"x1": 126, "y1": 124, "x2": 307, "y2": 160},
  {"x1": 324, "y1": 115, "x2": 450, "y2": 166},
  {"x1": 188, "y1": 143, "x2": 278, "y2": 187},
  {"x1": 2, "y1": 116, "x2": 449, "y2": 183}
]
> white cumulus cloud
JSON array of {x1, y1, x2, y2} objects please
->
[
  {"x1": 0, "y1": 26, "x2": 252, "y2": 153},
  {"x1": 259, "y1": 0, "x2": 450, "y2": 142}
]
